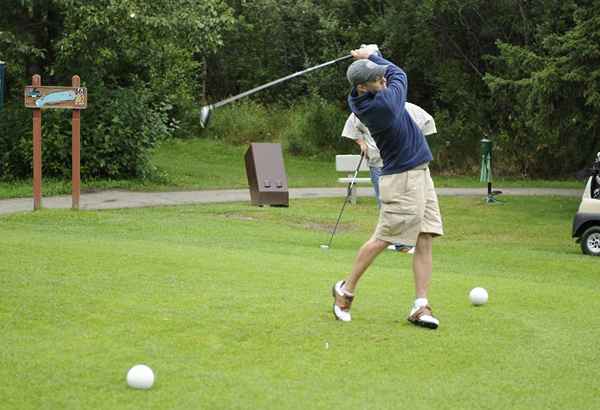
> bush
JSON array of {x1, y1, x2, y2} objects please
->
[
  {"x1": 0, "y1": 88, "x2": 171, "y2": 180},
  {"x1": 82, "y1": 88, "x2": 172, "y2": 178},
  {"x1": 199, "y1": 97, "x2": 356, "y2": 158},
  {"x1": 0, "y1": 105, "x2": 32, "y2": 179},
  {"x1": 281, "y1": 96, "x2": 354, "y2": 157},
  {"x1": 427, "y1": 109, "x2": 482, "y2": 175},
  {"x1": 204, "y1": 100, "x2": 286, "y2": 145}
]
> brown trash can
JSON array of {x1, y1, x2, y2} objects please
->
[{"x1": 245, "y1": 143, "x2": 289, "y2": 207}]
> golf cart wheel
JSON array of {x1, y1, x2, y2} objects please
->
[{"x1": 580, "y1": 226, "x2": 600, "y2": 256}]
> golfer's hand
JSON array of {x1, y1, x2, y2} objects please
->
[
  {"x1": 360, "y1": 44, "x2": 380, "y2": 55},
  {"x1": 351, "y1": 48, "x2": 374, "y2": 60}
]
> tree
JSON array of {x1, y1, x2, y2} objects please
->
[
  {"x1": 0, "y1": 0, "x2": 235, "y2": 179},
  {"x1": 486, "y1": 0, "x2": 600, "y2": 176}
]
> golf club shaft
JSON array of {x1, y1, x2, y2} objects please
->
[
  {"x1": 325, "y1": 153, "x2": 365, "y2": 248},
  {"x1": 212, "y1": 54, "x2": 352, "y2": 109}
]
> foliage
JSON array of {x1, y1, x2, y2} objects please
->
[
  {"x1": 0, "y1": 105, "x2": 31, "y2": 178},
  {"x1": 281, "y1": 96, "x2": 354, "y2": 157},
  {"x1": 207, "y1": 101, "x2": 286, "y2": 145},
  {"x1": 0, "y1": 0, "x2": 234, "y2": 179},
  {"x1": 208, "y1": 0, "x2": 351, "y2": 104},
  {"x1": 485, "y1": 1, "x2": 600, "y2": 176},
  {"x1": 201, "y1": 97, "x2": 354, "y2": 158},
  {"x1": 80, "y1": 88, "x2": 172, "y2": 178},
  {"x1": 2, "y1": 0, "x2": 600, "y2": 180},
  {"x1": 0, "y1": 88, "x2": 171, "y2": 179},
  {"x1": 56, "y1": 0, "x2": 234, "y2": 127}
]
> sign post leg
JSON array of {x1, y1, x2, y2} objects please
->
[
  {"x1": 32, "y1": 75, "x2": 42, "y2": 210},
  {"x1": 71, "y1": 76, "x2": 81, "y2": 210}
]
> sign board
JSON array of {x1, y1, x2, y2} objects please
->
[{"x1": 24, "y1": 86, "x2": 87, "y2": 109}]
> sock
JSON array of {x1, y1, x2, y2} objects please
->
[
  {"x1": 414, "y1": 298, "x2": 428, "y2": 309},
  {"x1": 341, "y1": 282, "x2": 354, "y2": 296}
]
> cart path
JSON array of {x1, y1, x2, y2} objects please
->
[{"x1": 0, "y1": 187, "x2": 581, "y2": 215}]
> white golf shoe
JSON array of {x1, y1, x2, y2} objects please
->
[
  {"x1": 407, "y1": 301, "x2": 439, "y2": 329},
  {"x1": 332, "y1": 280, "x2": 354, "y2": 322}
]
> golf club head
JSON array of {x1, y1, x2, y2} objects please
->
[
  {"x1": 200, "y1": 105, "x2": 213, "y2": 128},
  {"x1": 320, "y1": 244, "x2": 330, "y2": 250}
]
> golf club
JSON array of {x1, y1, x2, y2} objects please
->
[
  {"x1": 321, "y1": 153, "x2": 365, "y2": 250},
  {"x1": 200, "y1": 54, "x2": 352, "y2": 128}
]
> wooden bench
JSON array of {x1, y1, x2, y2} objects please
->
[{"x1": 336, "y1": 154, "x2": 372, "y2": 204}]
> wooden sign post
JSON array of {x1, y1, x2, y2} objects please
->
[{"x1": 24, "y1": 76, "x2": 87, "y2": 210}]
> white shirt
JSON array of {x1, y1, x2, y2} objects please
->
[{"x1": 341, "y1": 102, "x2": 436, "y2": 168}]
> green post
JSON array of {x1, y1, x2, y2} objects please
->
[
  {"x1": 480, "y1": 138, "x2": 501, "y2": 203},
  {"x1": 0, "y1": 61, "x2": 5, "y2": 111},
  {"x1": 480, "y1": 138, "x2": 492, "y2": 183}
]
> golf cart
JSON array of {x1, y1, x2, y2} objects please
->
[{"x1": 572, "y1": 152, "x2": 600, "y2": 256}]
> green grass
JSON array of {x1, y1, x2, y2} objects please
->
[
  {"x1": 1, "y1": 196, "x2": 599, "y2": 409},
  {"x1": 0, "y1": 139, "x2": 581, "y2": 199}
]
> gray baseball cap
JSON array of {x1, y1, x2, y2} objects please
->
[{"x1": 346, "y1": 59, "x2": 388, "y2": 87}]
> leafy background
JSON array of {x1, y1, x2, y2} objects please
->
[{"x1": 1, "y1": 0, "x2": 599, "y2": 179}]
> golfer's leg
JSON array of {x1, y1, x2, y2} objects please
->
[
  {"x1": 344, "y1": 236, "x2": 388, "y2": 293},
  {"x1": 413, "y1": 233, "x2": 433, "y2": 298}
]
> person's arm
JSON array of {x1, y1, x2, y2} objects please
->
[
  {"x1": 341, "y1": 114, "x2": 369, "y2": 157},
  {"x1": 355, "y1": 138, "x2": 369, "y2": 157},
  {"x1": 369, "y1": 54, "x2": 407, "y2": 111},
  {"x1": 350, "y1": 47, "x2": 408, "y2": 114}
]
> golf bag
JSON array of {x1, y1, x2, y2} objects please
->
[
  {"x1": 591, "y1": 160, "x2": 600, "y2": 200},
  {"x1": 576, "y1": 153, "x2": 600, "y2": 199}
]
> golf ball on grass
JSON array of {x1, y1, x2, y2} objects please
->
[
  {"x1": 469, "y1": 287, "x2": 488, "y2": 306},
  {"x1": 127, "y1": 364, "x2": 154, "y2": 389}
]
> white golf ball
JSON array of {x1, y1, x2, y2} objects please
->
[
  {"x1": 126, "y1": 364, "x2": 154, "y2": 389},
  {"x1": 469, "y1": 287, "x2": 488, "y2": 306}
]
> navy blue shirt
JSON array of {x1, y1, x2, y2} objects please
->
[{"x1": 348, "y1": 54, "x2": 433, "y2": 175}]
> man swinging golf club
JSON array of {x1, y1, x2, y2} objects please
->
[
  {"x1": 332, "y1": 45, "x2": 444, "y2": 329},
  {"x1": 341, "y1": 101, "x2": 437, "y2": 253}
]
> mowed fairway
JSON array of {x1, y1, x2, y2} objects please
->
[{"x1": 1, "y1": 196, "x2": 598, "y2": 409}]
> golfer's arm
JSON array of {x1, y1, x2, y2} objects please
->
[{"x1": 368, "y1": 54, "x2": 407, "y2": 109}]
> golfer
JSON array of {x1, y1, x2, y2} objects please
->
[
  {"x1": 341, "y1": 102, "x2": 437, "y2": 253},
  {"x1": 332, "y1": 46, "x2": 444, "y2": 329}
]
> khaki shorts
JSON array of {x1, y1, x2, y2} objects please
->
[{"x1": 374, "y1": 165, "x2": 444, "y2": 246}]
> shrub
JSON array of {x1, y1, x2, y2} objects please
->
[
  {"x1": 200, "y1": 97, "x2": 355, "y2": 158},
  {"x1": 281, "y1": 96, "x2": 354, "y2": 157},
  {"x1": 81, "y1": 88, "x2": 172, "y2": 178},
  {"x1": 0, "y1": 88, "x2": 171, "y2": 180},
  {"x1": 427, "y1": 109, "x2": 482, "y2": 175},
  {"x1": 204, "y1": 100, "x2": 287, "y2": 145},
  {"x1": 0, "y1": 105, "x2": 32, "y2": 179}
]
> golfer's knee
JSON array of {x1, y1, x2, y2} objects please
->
[
  {"x1": 417, "y1": 233, "x2": 433, "y2": 250},
  {"x1": 364, "y1": 238, "x2": 388, "y2": 253}
]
